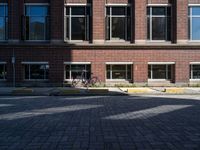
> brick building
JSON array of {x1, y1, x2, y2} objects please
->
[{"x1": 0, "y1": 0, "x2": 200, "y2": 87}]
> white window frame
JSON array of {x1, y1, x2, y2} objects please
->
[
  {"x1": 105, "y1": 5, "x2": 131, "y2": 42},
  {"x1": 106, "y1": 63, "x2": 132, "y2": 81},
  {"x1": 190, "y1": 63, "x2": 200, "y2": 81},
  {"x1": 64, "y1": 5, "x2": 91, "y2": 42},
  {"x1": 0, "y1": 62, "x2": 7, "y2": 81},
  {"x1": 64, "y1": 62, "x2": 91, "y2": 81},
  {"x1": 22, "y1": 62, "x2": 49, "y2": 81},
  {"x1": 148, "y1": 63, "x2": 173, "y2": 81},
  {"x1": 0, "y1": 3, "x2": 8, "y2": 42},
  {"x1": 147, "y1": 5, "x2": 171, "y2": 42},
  {"x1": 24, "y1": 3, "x2": 49, "y2": 42},
  {"x1": 188, "y1": 6, "x2": 200, "y2": 42}
]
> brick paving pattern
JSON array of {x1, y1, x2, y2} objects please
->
[{"x1": 0, "y1": 95, "x2": 200, "y2": 150}]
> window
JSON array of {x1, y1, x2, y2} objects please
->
[
  {"x1": 24, "y1": 64, "x2": 49, "y2": 80},
  {"x1": 65, "y1": 6, "x2": 91, "y2": 41},
  {"x1": 189, "y1": 7, "x2": 200, "y2": 40},
  {"x1": 0, "y1": 64, "x2": 7, "y2": 80},
  {"x1": 65, "y1": 64, "x2": 91, "y2": 80},
  {"x1": 0, "y1": 4, "x2": 8, "y2": 41},
  {"x1": 190, "y1": 65, "x2": 200, "y2": 79},
  {"x1": 24, "y1": 5, "x2": 49, "y2": 40},
  {"x1": 148, "y1": 64, "x2": 172, "y2": 80},
  {"x1": 106, "y1": 6, "x2": 131, "y2": 41},
  {"x1": 147, "y1": 6, "x2": 171, "y2": 41},
  {"x1": 106, "y1": 64, "x2": 132, "y2": 80}
]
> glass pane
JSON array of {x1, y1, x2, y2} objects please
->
[
  {"x1": 192, "y1": 7, "x2": 200, "y2": 16},
  {"x1": 152, "y1": 65, "x2": 167, "y2": 79},
  {"x1": 29, "y1": 17, "x2": 45, "y2": 40},
  {"x1": 106, "y1": 16, "x2": 110, "y2": 40},
  {"x1": 0, "y1": 64, "x2": 5, "y2": 79},
  {"x1": 147, "y1": 16, "x2": 150, "y2": 40},
  {"x1": 0, "y1": 5, "x2": 7, "y2": 16},
  {"x1": 112, "y1": 65, "x2": 126, "y2": 79},
  {"x1": 0, "y1": 17, "x2": 5, "y2": 40},
  {"x1": 192, "y1": 65, "x2": 200, "y2": 79},
  {"x1": 66, "y1": 7, "x2": 69, "y2": 15},
  {"x1": 45, "y1": 65, "x2": 49, "y2": 79},
  {"x1": 168, "y1": 65, "x2": 171, "y2": 79},
  {"x1": 127, "y1": 65, "x2": 132, "y2": 79},
  {"x1": 106, "y1": 7, "x2": 110, "y2": 15},
  {"x1": 148, "y1": 65, "x2": 151, "y2": 79},
  {"x1": 24, "y1": 65, "x2": 29, "y2": 79},
  {"x1": 71, "y1": 17, "x2": 85, "y2": 40},
  {"x1": 167, "y1": 17, "x2": 171, "y2": 41},
  {"x1": 112, "y1": 7, "x2": 125, "y2": 16},
  {"x1": 106, "y1": 65, "x2": 111, "y2": 79},
  {"x1": 112, "y1": 17, "x2": 125, "y2": 40},
  {"x1": 30, "y1": 65, "x2": 46, "y2": 79},
  {"x1": 127, "y1": 17, "x2": 131, "y2": 41},
  {"x1": 152, "y1": 7, "x2": 166, "y2": 16},
  {"x1": 66, "y1": 17, "x2": 69, "y2": 39},
  {"x1": 152, "y1": 17, "x2": 166, "y2": 40},
  {"x1": 26, "y1": 6, "x2": 48, "y2": 16},
  {"x1": 71, "y1": 7, "x2": 85, "y2": 15},
  {"x1": 192, "y1": 17, "x2": 200, "y2": 40}
]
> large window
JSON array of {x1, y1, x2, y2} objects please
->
[
  {"x1": 0, "y1": 4, "x2": 8, "y2": 41},
  {"x1": 24, "y1": 5, "x2": 49, "y2": 41},
  {"x1": 106, "y1": 64, "x2": 132, "y2": 80},
  {"x1": 24, "y1": 64, "x2": 49, "y2": 80},
  {"x1": 0, "y1": 64, "x2": 7, "y2": 80},
  {"x1": 65, "y1": 64, "x2": 91, "y2": 80},
  {"x1": 190, "y1": 65, "x2": 200, "y2": 79},
  {"x1": 189, "y1": 7, "x2": 200, "y2": 40},
  {"x1": 147, "y1": 6, "x2": 171, "y2": 41},
  {"x1": 148, "y1": 64, "x2": 172, "y2": 80},
  {"x1": 106, "y1": 6, "x2": 131, "y2": 41},
  {"x1": 65, "y1": 6, "x2": 91, "y2": 41}
]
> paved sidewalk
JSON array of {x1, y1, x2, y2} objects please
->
[{"x1": 0, "y1": 87, "x2": 200, "y2": 96}]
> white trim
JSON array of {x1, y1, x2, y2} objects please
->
[
  {"x1": 0, "y1": 3, "x2": 7, "y2": 5},
  {"x1": 148, "y1": 62, "x2": 175, "y2": 65},
  {"x1": 148, "y1": 79, "x2": 171, "y2": 82},
  {"x1": 190, "y1": 62, "x2": 200, "y2": 65},
  {"x1": 64, "y1": 62, "x2": 91, "y2": 65},
  {"x1": 24, "y1": 3, "x2": 49, "y2": 5},
  {"x1": 105, "y1": 3, "x2": 131, "y2": 6},
  {"x1": 106, "y1": 79, "x2": 131, "y2": 82},
  {"x1": 65, "y1": 3, "x2": 90, "y2": 6},
  {"x1": 0, "y1": 62, "x2": 6, "y2": 64},
  {"x1": 189, "y1": 4, "x2": 200, "y2": 6},
  {"x1": 21, "y1": 62, "x2": 49, "y2": 65},
  {"x1": 147, "y1": 4, "x2": 171, "y2": 6},
  {"x1": 190, "y1": 79, "x2": 200, "y2": 81},
  {"x1": 106, "y1": 62, "x2": 133, "y2": 65}
]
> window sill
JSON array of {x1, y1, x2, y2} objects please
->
[
  {"x1": 106, "y1": 79, "x2": 132, "y2": 82},
  {"x1": 105, "y1": 40, "x2": 130, "y2": 43},
  {"x1": 24, "y1": 40, "x2": 50, "y2": 43},
  {"x1": 64, "y1": 40, "x2": 90, "y2": 44},
  {"x1": 0, "y1": 79, "x2": 6, "y2": 81},
  {"x1": 190, "y1": 79, "x2": 200, "y2": 81},
  {"x1": 24, "y1": 79, "x2": 49, "y2": 81},
  {"x1": 148, "y1": 79, "x2": 171, "y2": 82},
  {"x1": 146, "y1": 40, "x2": 172, "y2": 44}
]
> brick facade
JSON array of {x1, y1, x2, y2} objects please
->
[{"x1": 0, "y1": 0, "x2": 200, "y2": 87}]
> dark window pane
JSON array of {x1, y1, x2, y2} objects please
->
[
  {"x1": 168, "y1": 65, "x2": 171, "y2": 79},
  {"x1": 66, "y1": 7, "x2": 69, "y2": 15},
  {"x1": 112, "y1": 17, "x2": 125, "y2": 40},
  {"x1": 29, "y1": 64, "x2": 48, "y2": 80},
  {"x1": 167, "y1": 17, "x2": 171, "y2": 41},
  {"x1": 127, "y1": 7, "x2": 131, "y2": 16},
  {"x1": 65, "y1": 17, "x2": 69, "y2": 39},
  {"x1": 147, "y1": 17, "x2": 150, "y2": 40},
  {"x1": 127, "y1": 17, "x2": 131, "y2": 40},
  {"x1": 192, "y1": 18, "x2": 200, "y2": 40},
  {"x1": 193, "y1": 65, "x2": 200, "y2": 79},
  {"x1": 71, "y1": 17, "x2": 85, "y2": 40},
  {"x1": 0, "y1": 17, "x2": 5, "y2": 40},
  {"x1": 148, "y1": 65, "x2": 151, "y2": 79},
  {"x1": 29, "y1": 17, "x2": 45, "y2": 40},
  {"x1": 152, "y1": 65, "x2": 166, "y2": 79},
  {"x1": 167, "y1": 7, "x2": 171, "y2": 16},
  {"x1": 106, "y1": 7, "x2": 110, "y2": 15},
  {"x1": 106, "y1": 16, "x2": 110, "y2": 40},
  {"x1": 0, "y1": 64, "x2": 6, "y2": 79},
  {"x1": 112, "y1": 65, "x2": 126, "y2": 79},
  {"x1": 147, "y1": 7, "x2": 150, "y2": 16},
  {"x1": 152, "y1": 7, "x2": 166, "y2": 15},
  {"x1": 71, "y1": 7, "x2": 85, "y2": 15},
  {"x1": 112, "y1": 7, "x2": 125, "y2": 15},
  {"x1": 192, "y1": 7, "x2": 200, "y2": 16},
  {"x1": 152, "y1": 17, "x2": 166, "y2": 40},
  {"x1": 25, "y1": 65, "x2": 29, "y2": 79}
]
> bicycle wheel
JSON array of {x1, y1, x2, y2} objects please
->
[
  {"x1": 72, "y1": 78, "x2": 81, "y2": 87},
  {"x1": 89, "y1": 77, "x2": 101, "y2": 87}
]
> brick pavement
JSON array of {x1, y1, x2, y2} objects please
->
[{"x1": 0, "y1": 95, "x2": 200, "y2": 150}]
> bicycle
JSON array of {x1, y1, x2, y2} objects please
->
[{"x1": 72, "y1": 70, "x2": 101, "y2": 87}]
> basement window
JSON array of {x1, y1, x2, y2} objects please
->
[
  {"x1": 0, "y1": 63, "x2": 7, "y2": 80},
  {"x1": 190, "y1": 64, "x2": 200, "y2": 79}
]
